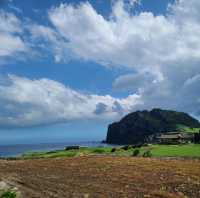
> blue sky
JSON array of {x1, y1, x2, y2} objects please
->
[{"x1": 0, "y1": 0, "x2": 200, "y2": 144}]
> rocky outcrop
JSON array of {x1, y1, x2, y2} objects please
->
[{"x1": 106, "y1": 108, "x2": 200, "y2": 144}]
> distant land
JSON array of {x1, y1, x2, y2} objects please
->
[{"x1": 106, "y1": 108, "x2": 200, "y2": 144}]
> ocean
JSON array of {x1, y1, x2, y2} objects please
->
[{"x1": 0, "y1": 141, "x2": 112, "y2": 157}]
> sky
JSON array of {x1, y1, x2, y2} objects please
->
[{"x1": 0, "y1": 0, "x2": 200, "y2": 144}]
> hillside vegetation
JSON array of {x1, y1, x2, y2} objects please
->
[{"x1": 176, "y1": 124, "x2": 200, "y2": 133}]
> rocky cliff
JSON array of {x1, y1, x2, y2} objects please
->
[{"x1": 106, "y1": 108, "x2": 200, "y2": 144}]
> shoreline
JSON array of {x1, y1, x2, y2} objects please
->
[{"x1": 0, "y1": 141, "x2": 114, "y2": 158}]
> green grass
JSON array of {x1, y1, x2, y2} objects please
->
[
  {"x1": 176, "y1": 124, "x2": 200, "y2": 133},
  {"x1": 22, "y1": 147, "x2": 112, "y2": 159},
  {"x1": 19, "y1": 144, "x2": 200, "y2": 159},
  {"x1": 0, "y1": 191, "x2": 16, "y2": 198},
  {"x1": 91, "y1": 147, "x2": 112, "y2": 154},
  {"x1": 147, "y1": 144, "x2": 200, "y2": 157},
  {"x1": 22, "y1": 150, "x2": 78, "y2": 159}
]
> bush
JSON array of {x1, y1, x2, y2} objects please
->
[
  {"x1": 111, "y1": 148, "x2": 116, "y2": 153},
  {"x1": 0, "y1": 191, "x2": 16, "y2": 198},
  {"x1": 131, "y1": 144, "x2": 143, "y2": 149},
  {"x1": 121, "y1": 145, "x2": 132, "y2": 151},
  {"x1": 143, "y1": 150, "x2": 152, "y2": 157},
  {"x1": 132, "y1": 149, "x2": 140, "y2": 156}
]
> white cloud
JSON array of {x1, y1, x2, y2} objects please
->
[
  {"x1": 113, "y1": 71, "x2": 163, "y2": 92},
  {"x1": 1, "y1": 0, "x2": 200, "y2": 127},
  {"x1": 0, "y1": 10, "x2": 28, "y2": 59},
  {"x1": 46, "y1": 0, "x2": 200, "y2": 68},
  {"x1": 0, "y1": 10, "x2": 21, "y2": 33},
  {"x1": 0, "y1": 34, "x2": 26, "y2": 57},
  {"x1": 44, "y1": 0, "x2": 200, "y2": 117},
  {"x1": 169, "y1": 0, "x2": 200, "y2": 23},
  {"x1": 0, "y1": 75, "x2": 140, "y2": 127},
  {"x1": 47, "y1": 0, "x2": 177, "y2": 68},
  {"x1": 28, "y1": 24, "x2": 71, "y2": 62}
]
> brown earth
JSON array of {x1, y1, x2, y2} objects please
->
[{"x1": 0, "y1": 156, "x2": 200, "y2": 198}]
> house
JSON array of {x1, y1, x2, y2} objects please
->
[{"x1": 156, "y1": 132, "x2": 194, "y2": 144}]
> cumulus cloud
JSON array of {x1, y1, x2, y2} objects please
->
[
  {"x1": 47, "y1": 0, "x2": 174, "y2": 67},
  {"x1": 42, "y1": 0, "x2": 200, "y2": 117},
  {"x1": 46, "y1": 0, "x2": 200, "y2": 68},
  {"x1": 0, "y1": 75, "x2": 140, "y2": 128}
]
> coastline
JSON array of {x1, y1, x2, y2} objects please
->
[{"x1": 0, "y1": 141, "x2": 114, "y2": 158}]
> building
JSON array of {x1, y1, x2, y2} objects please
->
[{"x1": 156, "y1": 132, "x2": 194, "y2": 144}]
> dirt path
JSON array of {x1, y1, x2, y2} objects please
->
[{"x1": 0, "y1": 156, "x2": 200, "y2": 198}]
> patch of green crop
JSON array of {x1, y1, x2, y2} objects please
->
[
  {"x1": 92, "y1": 148, "x2": 106, "y2": 154},
  {"x1": 91, "y1": 147, "x2": 112, "y2": 154},
  {"x1": 0, "y1": 191, "x2": 16, "y2": 198},
  {"x1": 22, "y1": 150, "x2": 78, "y2": 159}
]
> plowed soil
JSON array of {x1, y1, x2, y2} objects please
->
[{"x1": 0, "y1": 156, "x2": 200, "y2": 198}]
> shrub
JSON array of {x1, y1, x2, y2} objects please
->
[
  {"x1": 65, "y1": 146, "x2": 80, "y2": 151},
  {"x1": 132, "y1": 144, "x2": 143, "y2": 148},
  {"x1": 111, "y1": 148, "x2": 116, "y2": 153},
  {"x1": 143, "y1": 150, "x2": 152, "y2": 157},
  {"x1": 121, "y1": 145, "x2": 131, "y2": 150},
  {"x1": 132, "y1": 149, "x2": 140, "y2": 156},
  {"x1": 0, "y1": 191, "x2": 16, "y2": 198}
]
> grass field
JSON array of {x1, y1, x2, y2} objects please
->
[
  {"x1": 20, "y1": 144, "x2": 200, "y2": 159},
  {"x1": 176, "y1": 124, "x2": 200, "y2": 133},
  {"x1": 147, "y1": 144, "x2": 200, "y2": 157}
]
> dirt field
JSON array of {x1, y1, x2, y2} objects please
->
[{"x1": 0, "y1": 156, "x2": 200, "y2": 198}]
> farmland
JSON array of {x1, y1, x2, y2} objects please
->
[{"x1": 0, "y1": 156, "x2": 200, "y2": 198}]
